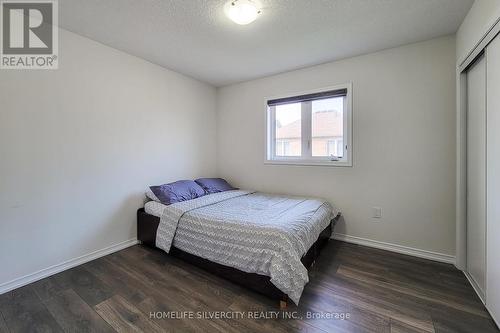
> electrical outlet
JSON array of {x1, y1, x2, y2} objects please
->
[{"x1": 372, "y1": 207, "x2": 382, "y2": 219}]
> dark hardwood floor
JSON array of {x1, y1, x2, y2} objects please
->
[{"x1": 0, "y1": 240, "x2": 498, "y2": 332}]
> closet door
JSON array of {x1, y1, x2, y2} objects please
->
[
  {"x1": 487, "y1": 34, "x2": 500, "y2": 325},
  {"x1": 466, "y1": 54, "x2": 486, "y2": 298}
]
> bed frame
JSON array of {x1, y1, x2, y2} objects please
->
[{"x1": 137, "y1": 208, "x2": 338, "y2": 308}]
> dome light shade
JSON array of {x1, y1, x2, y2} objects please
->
[{"x1": 225, "y1": 0, "x2": 260, "y2": 25}]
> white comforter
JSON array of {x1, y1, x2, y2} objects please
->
[{"x1": 147, "y1": 190, "x2": 334, "y2": 304}]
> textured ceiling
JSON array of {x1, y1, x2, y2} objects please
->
[{"x1": 59, "y1": 0, "x2": 473, "y2": 86}]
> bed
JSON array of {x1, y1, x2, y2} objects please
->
[{"x1": 137, "y1": 190, "x2": 339, "y2": 307}]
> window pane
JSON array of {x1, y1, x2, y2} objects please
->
[
  {"x1": 312, "y1": 97, "x2": 344, "y2": 157},
  {"x1": 275, "y1": 103, "x2": 301, "y2": 156}
]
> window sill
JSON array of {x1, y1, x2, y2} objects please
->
[{"x1": 264, "y1": 160, "x2": 352, "y2": 167}]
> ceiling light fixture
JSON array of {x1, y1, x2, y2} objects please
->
[{"x1": 224, "y1": 0, "x2": 261, "y2": 25}]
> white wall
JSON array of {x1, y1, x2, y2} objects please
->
[
  {"x1": 457, "y1": 0, "x2": 500, "y2": 64},
  {"x1": 0, "y1": 29, "x2": 217, "y2": 289},
  {"x1": 216, "y1": 36, "x2": 456, "y2": 257}
]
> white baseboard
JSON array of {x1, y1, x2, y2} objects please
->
[
  {"x1": 0, "y1": 238, "x2": 138, "y2": 295},
  {"x1": 332, "y1": 233, "x2": 456, "y2": 264}
]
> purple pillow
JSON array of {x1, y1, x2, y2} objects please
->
[
  {"x1": 150, "y1": 180, "x2": 205, "y2": 205},
  {"x1": 195, "y1": 178, "x2": 237, "y2": 194}
]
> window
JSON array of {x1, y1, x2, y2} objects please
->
[
  {"x1": 326, "y1": 139, "x2": 344, "y2": 157},
  {"x1": 275, "y1": 103, "x2": 301, "y2": 157},
  {"x1": 266, "y1": 84, "x2": 352, "y2": 166},
  {"x1": 276, "y1": 140, "x2": 294, "y2": 156}
]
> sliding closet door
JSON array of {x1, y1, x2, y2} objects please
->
[
  {"x1": 466, "y1": 55, "x2": 486, "y2": 298},
  {"x1": 487, "y1": 34, "x2": 500, "y2": 324}
]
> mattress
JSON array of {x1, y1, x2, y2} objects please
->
[
  {"x1": 145, "y1": 190, "x2": 336, "y2": 304},
  {"x1": 145, "y1": 192, "x2": 338, "y2": 225}
]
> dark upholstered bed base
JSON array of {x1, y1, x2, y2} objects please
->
[{"x1": 137, "y1": 208, "x2": 337, "y2": 305}]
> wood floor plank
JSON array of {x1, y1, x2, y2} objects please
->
[
  {"x1": 0, "y1": 285, "x2": 64, "y2": 333},
  {"x1": 107, "y1": 249, "x2": 237, "y2": 310},
  {"x1": 326, "y1": 248, "x2": 473, "y2": 298},
  {"x1": 136, "y1": 297, "x2": 201, "y2": 333},
  {"x1": 0, "y1": 311, "x2": 8, "y2": 333},
  {"x1": 101, "y1": 256, "x2": 251, "y2": 333},
  {"x1": 82, "y1": 258, "x2": 149, "y2": 305},
  {"x1": 4, "y1": 308, "x2": 64, "y2": 333},
  {"x1": 309, "y1": 275, "x2": 436, "y2": 332},
  {"x1": 95, "y1": 295, "x2": 164, "y2": 332},
  {"x1": 44, "y1": 289, "x2": 114, "y2": 333},
  {"x1": 1, "y1": 241, "x2": 497, "y2": 332},
  {"x1": 31, "y1": 272, "x2": 72, "y2": 302},
  {"x1": 0, "y1": 285, "x2": 40, "y2": 308},
  {"x1": 52, "y1": 265, "x2": 115, "y2": 307},
  {"x1": 300, "y1": 291, "x2": 391, "y2": 333},
  {"x1": 332, "y1": 252, "x2": 475, "y2": 299},
  {"x1": 115, "y1": 250, "x2": 307, "y2": 333},
  {"x1": 227, "y1": 294, "x2": 296, "y2": 333},
  {"x1": 324, "y1": 264, "x2": 485, "y2": 329},
  {"x1": 390, "y1": 320, "x2": 432, "y2": 333},
  {"x1": 84, "y1": 258, "x2": 214, "y2": 332},
  {"x1": 137, "y1": 297, "x2": 245, "y2": 333},
  {"x1": 328, "y1": 242, "x2": 448, "y2": 275},
  {"x1": 143, "y1": 249, "x2": 244, "y2": 295},
  {"x1": 337, "y1": 261, "x2": 480, "y2": 304},
  {"x1": 31, "y1": 262, "x2": 116, "y2": 304},
  {"x1": 87, "y1": 258, "x2": 243, "y2": 332},
  {"x1": 336, "y1": 264, "x2": 490, "y2": 317},
  {"x1": 429, "y1": 306, "x2": 499, "y2": 333}
]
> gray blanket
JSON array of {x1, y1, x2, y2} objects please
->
[{"x1": 155, "y1": 190, "x2": 333, "y2": 304}]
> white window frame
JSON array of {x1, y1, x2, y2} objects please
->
[{"x1": 265, "y1": 83, "x2": 353, "y2": 167}]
